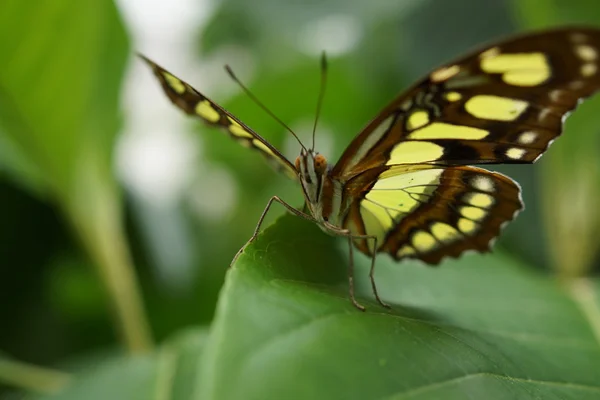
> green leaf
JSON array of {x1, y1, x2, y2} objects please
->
[
  {"x1": 0, "y1": 0, "x2": 152, "y2": 351},
  {"x1": 28, "y1": 329, "x2": 208, "y2": 400},
  {"x1": 20, "y1": 216, "x2": 600, "y2": 399},
  {"x1": 197, "y1": 215, "x2": 600, "y2": 400},
  {"x1": 33, "y1": 357, "x2": 156, "y2": 400},
  {"x1": 511, "y1": 0, "x2": 600, "y2": 28},
  {"x1": 510, "y1": 0, "x2": 600, "y2": 275},
  {"x1": 0, "y1": 0, "x2": 125, "y2": 196}
]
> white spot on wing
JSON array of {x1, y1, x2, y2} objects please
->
[
  {"x1": 471, "y1": 175, "x2": 495, "y2": 193},
  {"x1": 549, "y1": 89, "x2": 567, "y2": 103},
  {"x1": 576, "y1": 44, "x2": 597, "y2": 61},
  {"x1": 430, "y1": 65, "x2": 460, "y2": 82},
  {"x1": 537, "y1": 108, "x2": 554, "y2": 123},
  {"x1": 479, "y1": 46, "x2": 500, "y2": 59},
  {"x1": 518, "y1": 131, "x2": 537, "y2": 145},
  {"x1": 506, "y1": 147, "x2": 526, "y2": 160},
  {"x1": 581, "y1": 63, "x2": 597, "y2": 77}
]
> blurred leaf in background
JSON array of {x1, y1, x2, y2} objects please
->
[
  {"x1": 512, "y1": 0, "x2": 600, "y2": 277},
  {"x1": 1, "y1": 0, "x2": 599, "y2": 398},
  {"x1": 0, "y1": 0, "x2": 151, "y2": 370}
]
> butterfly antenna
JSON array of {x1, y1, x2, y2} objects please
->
[
  {"x1": 312, "y1": 51, "x2": 328, "y2": 151},
  {"x1": 224, "y1": 65, "x2": 307, "y2": 151}
]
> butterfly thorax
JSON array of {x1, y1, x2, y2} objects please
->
[{"x1": 295, "y1": 149, "x2": 345, "y2": 230}]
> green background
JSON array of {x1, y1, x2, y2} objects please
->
[{"x1": 1, "y1": 0, "x2": 599, "y2": 399}]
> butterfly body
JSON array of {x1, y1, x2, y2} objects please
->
[
  {"x1": 141, "y1": 26, "x2": 600, "y2": 310},
  {"x1": 294, "y1": 150, "x2": 343, "y2": 230}
]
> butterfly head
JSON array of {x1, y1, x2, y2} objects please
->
[{"x1": 295, "y1": 149, "x2": 329, "y2": 205}]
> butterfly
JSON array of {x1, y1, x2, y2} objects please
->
[{"x1": 141, "y1": 26, "x2": 600, "y2": 310}]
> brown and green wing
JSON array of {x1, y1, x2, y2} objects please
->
[
  {"x1": 336, "y1": 27, "x2": 600, "y2": 263},
  {"x1": 344, "y1": 165, "x2": 521, "y2": 263},
  {"x1": 140, "y1": 55, "x2": 297, "y2": 180},
  {"x1": 333, "y1": 27, "x2": 600, "y2": 179}
]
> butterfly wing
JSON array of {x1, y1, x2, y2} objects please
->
[
  {"x1": 334, "y1": 27, "x2": 600, "y2": 262},
  {"x1": 140, "y1": 56, "x2": 298, "y2": 180},
  {"x1": 343, "y1": 164, "x2": 522, "y2": 262},
  {"x1": 333, "y1": 27, "x2": 600, "y2": 178}
]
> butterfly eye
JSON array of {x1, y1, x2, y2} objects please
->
[
  {"x1": 314, "y1": 154, "x2": 328, "y2": 174},
  {"x1": 294, "y1": 156, "x2": 301, "y2": 171}
]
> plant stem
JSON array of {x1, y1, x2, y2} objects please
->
[
  {"x1": 65, "y1": 160, "x2": 154, "y2": 353},
  {"x1": 0, "y1": 355, "x2": 71, "y2": 394},
  {"x1": 71, "y1": 201, "x2": 154, "y2": 354},
  {"x1": 567, "y1": 278, "x2": 600, "y2": 346}
]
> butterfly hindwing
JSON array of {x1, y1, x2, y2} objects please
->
[
  {"x1": 343, "y1": 165, "x2": 522, "y2": 264},
  {"x1": 140, "y1": 56, "x2": 297, "y2": 179},
  {"x1": 332, "y1": 27, "x2": 600, "y2": 179}
]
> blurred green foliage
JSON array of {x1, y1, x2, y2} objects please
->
[{"x1": 0, "y1": 0, "x2": 599, "y2": 398}]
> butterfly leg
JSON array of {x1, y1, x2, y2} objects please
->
[
  {"x1": 367, "y1": 244, "x2": 391, "y2": 309},
  {"x1": 325, "y1": 221, "x2": 390, "y2": 310},
  {"x1": 346, "y1": 236, "x2": 366, "y2": 312},
  {"x1": 231, "y1": 196, "x2": 314, "y2": 266},
  {"x1": 346, "y1": 233, "x2": 390, "y2": 310}
]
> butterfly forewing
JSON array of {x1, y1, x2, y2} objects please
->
[
  {"x1": 335, "y1": 27, "x2": 600, "y2": 264},
  {"x1": 332, "y1": 27, "x2": 600, "y2": 179},
  {"x1": 140, "y1": 56, "x2": 298, "y2": 179}
]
